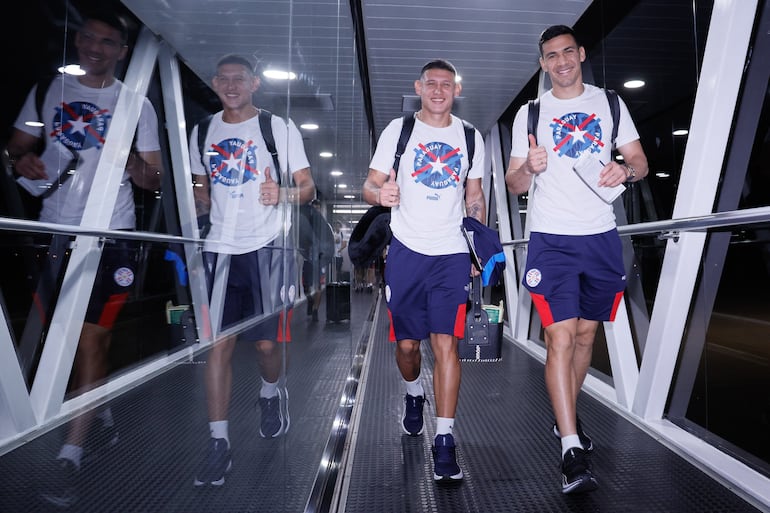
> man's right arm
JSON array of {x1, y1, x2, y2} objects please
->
[
  {"x1": 505, "y1": 156, "x2": 533, "y2": 195},
  {"x1": 362, "y1": 168, "x2": 390, "y2": 206}
]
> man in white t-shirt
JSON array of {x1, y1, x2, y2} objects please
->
[
  {"x1": 6, "y1": 10, "x2": 163, "y2": 507},
  {"x1": 363, "y1": 59, "x2": 486, "y2": 483},
  {"x1": 189, "y1": 54, "x2": 315, "y2": 487},
  {"x1": 505, "y1": 24, "x2": 649, "y2": 494}
]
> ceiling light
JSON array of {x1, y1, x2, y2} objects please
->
[
  {"x1": 336, "y1": 183, "x2": 348, "y2": 189},
  {"x1": 300, "y1": 123, "x2": 319, "y2": 130},
  {"x1": 263, "y1": 69, "x2": 296, "y2": 80},
  {"x1": 319, "y1": 151, "x2": 333, "y2": 158},
  {"x1": 672, "y1": 129, "x2": 689, "y2": 136},
  {"x1": 58, "y1": 64, "x2": 85, "y2": 76},
  {"x1": 455, "y1": 75, "x2": 462, "y2": 83},
  {"x1": 656, "y1": 172, "x2": 670, "y2": 178},
  {"x1": 624, "y1": 79, "x2": 645, "y2": 89},
  {"x1": 343, "y1": 195, "x2": 355, "y2": 199},
  {"x1": 330, "y1": 170, "x2": 343, "y2": 177}
]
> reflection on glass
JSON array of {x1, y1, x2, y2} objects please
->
[{"x1": 188, "y1": 53, "x2": 315, "y2": 486}]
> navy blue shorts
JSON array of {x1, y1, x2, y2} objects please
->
[
  {"x1": 204, "y1": 241, "x2": 295, "y2": 342},
  {"x1": 384, "y1": 237, "x2": 469, "y2": 342},
  {"x1": 522, "y1": 230, "x2": 626, "y2": 327},
  {"x1": 85, "y1": 239, "x2": 138, "y2": 329}
]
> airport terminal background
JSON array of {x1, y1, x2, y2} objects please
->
[{"x1": 0, "y1": 0, "x2": 769, "y2": 511}]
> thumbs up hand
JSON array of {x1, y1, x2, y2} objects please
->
[
  {"x1": 378, "y1": 168, "x2": 400, "y2": 207},
  {"x1": 526, "y1": 134, "x2": 548, "y2": 175},
  {"x1": 260, "y1": 167, "x2": 279, "y2": 205}
]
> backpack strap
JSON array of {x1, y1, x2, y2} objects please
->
[
  {"x1": 527, "y1": 98, "x2": 540, "y2": 144},
  {"x1": 392, "y1": 113, "x2": 416, "y2": 177},
  {"x1": 604, "y1": 88, "x2": 620, "y2": 150},
  {"x1": 462, "y1": 120, "x2": 476, "y2": 173},
  {"x1": 258, "y1": 109, "x2": 281, "y2": 183},
  {"x1": 196, "y1": 114, "x2": 214, "y2": 169}
]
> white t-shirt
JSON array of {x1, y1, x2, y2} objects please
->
[
  {"x1": 369, "y1": 114, "x2": 485, "y2": 256},
  {"x1": 510, "y1": 83, "x2": 640, "y2": 235},
  {"x1": 190, "y1": 111, "x2": 310, "y2": 255},
  {"x1": 13, "y1": 74, "x2": 161, "y2": 229}
]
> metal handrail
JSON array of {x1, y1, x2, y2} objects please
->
[{"x1": 501, "y1": 205, "x2": 770, "y2": 246}]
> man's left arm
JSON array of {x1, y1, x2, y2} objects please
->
[
  {"x1": 464, "y1": 177, "x2": 486, "y2": 223},
  {"x1": 282, "y1": 167, "x2": 316, "y2": 204},
  {"x1": 617, "y1": 140, "x2": 649, "y2": 183}
]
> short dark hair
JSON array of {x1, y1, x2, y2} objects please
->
[
  {"x1": 82, "y1": 8, "x2": 129, "y2": 44},
  {"x1": 216, "y1": 54, "x2": 257, "y2": 75},
  {"x1": 419, "y1": 59, "x2": 457, "y2": 79},
  {"x1": 538, "y1": 25, "x2": 579, "y2": 55}
]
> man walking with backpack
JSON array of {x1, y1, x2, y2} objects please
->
[
  {"x1": 189, "y1": 53, "x2": 316, "y2": 487},
  {"x1": 505, "y1": 25, "x2": 648, "y2": 494},
  {"x1": 362, "y1": 59, "x2": 485, "y2": 483}
]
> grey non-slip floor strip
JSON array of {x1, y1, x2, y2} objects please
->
[{"x1": 340, "y1": 298, "x2": 763, "y2": 513}]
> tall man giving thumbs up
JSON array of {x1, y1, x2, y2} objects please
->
[
  {"x1": 505, "y1": 25, "x2": 648, "y2": 494},
  {"x1": 189, "y1": 54, "x2": 315, "y2": 487},
  {"x1": 362, "y1": 59, "x2": 486, "y2": 483}
]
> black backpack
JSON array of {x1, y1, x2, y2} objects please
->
[
  {"x1": 527, "y1": 88, "x2": 620, "y2": 148},
  {"x1": 347, "y1": 114, "x2": 476, "y2": 267}
]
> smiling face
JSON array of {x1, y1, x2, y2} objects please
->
[
  {"x1": 539, "y1": 33, "x2": 586, "y2": 98},
  {"x1": 75, "y1": 19, "x2": 128, "y2": 85},
  {"x1": 212, "y1": 63, "x2": 260, "y2": 111},
  {"x1": 414, "y1": 67, "x2": 461, "y2": 118}
]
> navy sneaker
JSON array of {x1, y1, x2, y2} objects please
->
[
  {"x1": 401, "y1": 394, "x2": 426, "y2": 436},
  {"x1": 259, "y1": 389, "x2": 289, "y2": 438},
  {"x1": 432, "y1": 434, "x2": 464, "y2": 482},
  {"x1": 193, "y1": 438, "x2": 232, "y2": 487},
  {"x1": 552, "y1": 415, "x2": 594, "y2": 452},
  {"x1": 561, "y1": 447, "x2": 598, "y2": 494},
  {"x1": 39, "y1": 458, "x2": 79, "y2": 507}
]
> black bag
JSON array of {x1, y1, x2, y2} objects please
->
[
  {"x1": 458, "y1": 274, "x2": 502, "y2": 362},
  {"x1": 326, "y1": 281, "x2": 351, "y2": 323},
  {"x1": 347, "y1": 205, "x2": 391, "y2": 267}
]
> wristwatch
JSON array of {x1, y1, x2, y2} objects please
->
[{"x1": 623, "y1": 164, "x2": 636, "y2": 183}]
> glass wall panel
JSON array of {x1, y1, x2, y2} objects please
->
[{"x1": 668, "y1": 0, "x2": 770, "y2": 476}]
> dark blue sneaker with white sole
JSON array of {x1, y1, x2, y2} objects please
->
[
  {"x1": 401, "y1": 394, "x2": 426, "y2": 436},
  {"x1": 193, "y1": 438, "x2": 232, "y2": 487},
  {"x1": 259, "y1": 388, "x2": 289, "y2": 438},
  {"x1": 432, "y1": 434, "x2": 464, "y2": 482},
  {"x1": 561, "y1": 447, "x2": 598, "y2": 494}
]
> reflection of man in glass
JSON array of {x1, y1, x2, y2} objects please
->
[
  {"x1": 5, "y1": 9, "x2": 163, "y2": 507},
  {"x1": 190, "y1": 54, "x2": 315, "y2": 487},
  {"x1": 333, "y1": 220, "x2": 347, "y2": 277}
]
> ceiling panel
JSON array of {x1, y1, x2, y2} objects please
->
[{"x1": 123, "y1": 0, "x2": 591, "y2": 207}]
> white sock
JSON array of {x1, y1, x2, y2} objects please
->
[
  {"x1": 436, "y1": 417, "x2": 454, "y2": 436},
  {"x1": 403, "y1": 377, "x2": 424, "y2": 398},
  {"x1": 260, "y1": 378, "x2": 279, "y2": 398},
  {"x1": 57, "y1": 444, "x2": 83, "y2": 470},
  {"x1": 561, "y1": 434, "x2": 582, "y2": 457},
  {"x1": 209, "y1": 420, "x2": 229, "y2": 446}
]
